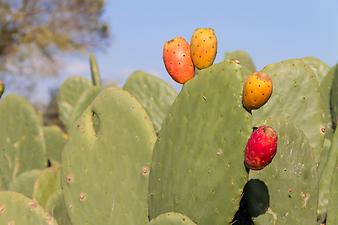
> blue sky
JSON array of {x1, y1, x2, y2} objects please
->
[
  {"x1": 6, "y1": 0, "x2": 338, "y2": 104},
  {"x1": 87, "y1": 0, "x2": 338, "y2": 90}
]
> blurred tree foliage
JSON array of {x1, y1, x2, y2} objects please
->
[{"x1": 0, "y1": 0, "x2": 109, "y2": 75}]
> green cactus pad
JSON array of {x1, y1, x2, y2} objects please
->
[
  {"x1": 149, "y1": 61, "x2": 251, "y2": 225},
  {"x1": 249, "y1": 118, "x2": 318, "y2": 225},
  {"x1": 89, "y1": 54, "x2": 101, "y2": 87},
  {"x1": 319, "y1": 65, "x2": 336, "y2": 130},
  {"x1": 252, "y1": 59, "x2": 325, "y2": 163},
  {"x1": 327, "y1": 169, "x2": 338, "y2": 225},
  {"x1": 58, "y1": 76, "x2": 92, "y2": 129},
  {"x1": 329, "y1": 65, "x2": 338, "y2": 130},
  {"x1": 317, "y1": 122, "x2": 334, "y2": 222},
  {"x1": 300, "y1": 56, "x2": 330, "y2": 84},
  {"x1": 33, "y1": 164, "x2": 61, "y2": 208},
  {"x1": 123, "y1": 71, "x2": 177, "y2": 132},
  {"x1": 319, "y1": 130, "x2": 338, "y2": 224},
  {"x1": 62, "y1": 87, "x2": 156, "y2": 225},
  {"x1": 0, "y1": 95, "x2": 46, "y2": 189},
  {"x1": 149, "y1": 212, "x2": 196, "y2": 225},
  {"x1": 318, "y1": 64, "x2": 335, "y2": 175},
  {"x1": 70, "y1": 86, "x2": 101, "y2": 124},
  {"x1": 326, "y1": 154, "x2": 338, "y2": 224},
  {"x1": 224, "y1": 50, "x2": 256, "y2": 73},
  {"x1": 0, "y1": 191, "x2": 58, "y2": 225},
  {"x1": 46, "y1": 190, "x2": 72, "y2": 225},
  {"x1": 44, "y1": 126, "x2": 67, "y2": 163},
  {"x1": 8, "y1": 169, "x2": 41, "y2": 198}
]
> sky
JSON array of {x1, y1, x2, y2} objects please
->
[
  {"x1": 7, "y1": 0, "x2": 338, "y2": 104},
  {"x1": 93, "y1": 0, "x2": 338, "y2": 86}
]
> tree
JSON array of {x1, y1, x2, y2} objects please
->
[{"x1": 0, "y1": 0, "x2": 109, "y2": 75}]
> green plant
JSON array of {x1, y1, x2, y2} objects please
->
[{"x1": 0, "y1": 50, "x2": 337, "y2": 225}]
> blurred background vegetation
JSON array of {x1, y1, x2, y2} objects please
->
[{"x1": 0, "y1": 0, "x2": 111, "y2": 125}]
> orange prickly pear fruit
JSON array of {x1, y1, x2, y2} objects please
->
[
  {"x1": 242, "y1": 72, "x2": 273, "y2": 110},
  {"x1": 163, "y1": 37, "x2": 195, "y2": 84},
  {"x1": 190, "y1": 28, "x2": 217, "y2": 69}
]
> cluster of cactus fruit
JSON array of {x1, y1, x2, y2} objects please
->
[{"x1": 0, "y1": 27, "x2": 338, "y2": 225}]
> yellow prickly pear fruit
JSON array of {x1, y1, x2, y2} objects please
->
[
  {"x1": 242, "y1": 72, "x2": 273, "y2": 110},
  {"x1": 0, "y1": 80, "x2": 4, "y2": 98},
  {"x1": 190, "y1": 28, "x2": 217, "y2": 69}
]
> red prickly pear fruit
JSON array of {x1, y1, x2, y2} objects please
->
[
  {"x1": 163, "y1": 37, "x2": 195, "y2": 84},
  {"x1": 244, "y1": 125, "x2": 278, "y2": 170}
]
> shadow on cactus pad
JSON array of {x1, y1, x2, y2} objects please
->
[{"x1": 232, "y1": 179, "x2": 269, "y2": 225}]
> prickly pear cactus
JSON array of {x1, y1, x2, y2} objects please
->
[
  {"x1": 249, "y1": 118, "x2": 318, "y2": 225},
  {"x1": 149, "y1": 61, "x2": 251, "y2": 225},
  {"x1": 58, "y1": 76, "x2": 92, "y2": 129},
  {"x1": 190, "y1": 28, "x2": 217, "y2": 69},
  {"x1": 319, "y1": 65, "x2": 336, "y2": 130},
  {"x1": 252, "y1": 59, "x2": 325, "y2": 163},
  {"x1": 163, "y1": 37, "x2": 195, "y2": 84},
  {"x1": 300, "y1": 56, "x2": 330, "y2": 84},
  {"x1": 329, "y1": 65, "x2": 338, "y2": 130},
  {"x1": 123, "y1": 71, "x2": 177, "y2": 132},
  {"x1": 46, "y1": 190, "x2": 72, "y2": 225},
  {"x1": 89, "y1": 54, "x2": 101, "y2": 87},
  {"x1": 317, "y1": 126, "x2": 334, "y2": 215},
  {"x1": 149, "y1": 212, "x2": 196, "y2": 225},
  {"x1": 70, "y1": 86, "x2": 101, "y2": 125},
  {"x1": 0, "y1": 191, "x2": 58, "y2": 225},
  {"x1": 44, "y1": 126, "x2": 67, "y2": 163},
  {"x1": 224, "y1": 50, "x2": 256, "y2": 73},
  {"x1": 326, "y1": 155, "x2": 338, "y2": 225},
  {"x1": 327, "y1": 174, "x2": 338, "y2": 225},
  {"x1": 0, "y1": 80, "x2": 4, "y2": 98},
  {"x1": 33, "y1": 164, "x2": 61, "y2": 208},
  {"x1": 8, "y1": 169, "x2": 41, "y2": 198},
  {"x1": 0, "y1": 95, "x2": 46, "y2": 189},
  {"x1": 317, "y1": 65, "x2": 336, "y2": 178},
  {"x1": 62, "y1": 87, "x2": 156, "y2": 225},
  {"x1": 319, "y1": 130, "x2": 338, "y2": 224}
]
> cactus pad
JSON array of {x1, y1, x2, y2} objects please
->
[
  {"x1": 33, "y1": 164, "x2": 61, "y2": 208},
  {"x1": 0, "y1": 95, "x2": 46, "y2": 189},
  {"x1": 62, "y1": 87, "x2": 156, "y2": 225},
  {"x1": 70, "y1": 86, "x2": 101, "y2": 125},
  {"x1": 329, "y1": 65, "x2": 338, "y2": 130},
  {"x1": 44, "y1": 126, "x2": 67, "y2": 163},
  {"x1": 123, "y1": 71, "x2": 177, "y2": 132},
  {"x1": 46, "y1": 190, "x2": 72, "y2": 225},
  {"x1": 149, "y1": 61, "x2": 251, "y2": 225},
  {"x1": 319, "y1": 130, "x2": 338, "y2": 224},
  {"x1": 300, "y1": 56, "x2": 330, "y2": 84},
  {"x1": 58, "y1": 76, "x2": 92, "y2": 129},
  {"x1": 0, "y1": 191, "x2": 58, "y2": 225},
  {"x1": 249, "y1": 118, "x2": 318, "y2": 225},
  {"x1": 252, "y1": 59, "x2": 325, "y2": 163},
  {"x1": 224, "y1": 50, "x2": 256, "y2": 73},
  {"x1": 149, "y1": 212, "x2": 196, "y2": 225},
  {"x1": 8, "y1": 169, "x2": 41, "y2": 198}
]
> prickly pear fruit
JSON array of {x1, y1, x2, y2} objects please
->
[
  {"x1": 163, "y1": 37, "x2": 195, "y2": 84},
  {"x1": 242, "y1": 72, "x2": 272, "y2": 110},
  {"x1": 244, "y1": 125, "x2": 277, "y2": 170},
  {"x1": 0, "y1": 80, "x2": 4, "y2": 98},
  {"x1": 190, "y1": 28, "x2": 217, "y2": 69}
]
